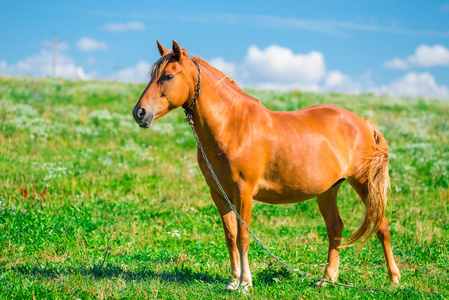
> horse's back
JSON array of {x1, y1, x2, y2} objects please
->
[
  {"x1": 269, "y1": 104, "x2": 374, "y2": 152},
  {"x1": 273, "y1": 104, "x2": 367, "y2": 128}
]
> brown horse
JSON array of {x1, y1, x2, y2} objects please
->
[{"x1": 133, "y1": 40, "x2": 400, "y2": 290}]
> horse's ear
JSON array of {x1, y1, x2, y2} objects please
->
[
  {"x1": 172, "y1": 40, "x2": 183, "y2": 61},
  {"x1": 157, "y1": 40, "x2": 168, "y2": 56}
]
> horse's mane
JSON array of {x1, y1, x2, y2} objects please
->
[
  {"x1": 191, "y1": 57, "x2": 239, "y2": 88},
  {"x1": 192, "y1": 56, "x2": 259, "y2": 101},
  {"x1": 150, "y1": 50, "x2": 256, "y2": 101}
]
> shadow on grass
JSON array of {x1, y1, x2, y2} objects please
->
[
  {"x1": 11, "y1": 262, "x2": 309, "y2": 287},
  {"x1": 12, "y1": 263, "x2": 225, "y2": 285},
  {"x1": 254, "y1": 263, "x2": 295, "y2": 286}
]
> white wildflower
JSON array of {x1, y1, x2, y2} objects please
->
[{"x1": 167, "y1": 230, "x2": 181, "y2": 239}]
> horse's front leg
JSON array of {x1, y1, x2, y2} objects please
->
[
  {"x1": 210, "y1": 189, "x2": 240, "y2": 290},
  {"x1": 234, "y1": 183, "x2": 254, "y2": 291}
]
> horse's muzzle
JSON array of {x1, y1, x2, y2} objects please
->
[{"x1": 133, "y1": 106, "x2": 154, "y2": 128}]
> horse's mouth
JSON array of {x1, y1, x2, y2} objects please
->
[
  {"x1": 138, "y1": 123, "x2": 151, "y2": 128},
  {"x1": 136, "y1": 118, "x2": 153, "y2": 128}
]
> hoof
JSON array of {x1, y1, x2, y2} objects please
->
[
  {"x1": 388, "y1": 268, "x2": 401, "y2": 285},
  {"x1": 240, "y1": 283, "x2": 252, "y2": 293},
  {"x1": 225, "y1": 280, "x2": 239, "y2": 291},
  {"x1": 313, "y1": 279, "x2": 328, "y2": 288},
  {"x1": 390, "y1": 276, "x2": 400, "y2": 285}
]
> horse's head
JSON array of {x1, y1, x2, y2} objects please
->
[{"x1": 133, "y1": 40, "x2": 199, "y2": 128}]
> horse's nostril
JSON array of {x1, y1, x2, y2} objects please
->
[{"x1": 137, "y1": 108, "x2": 146, "y2": 120}]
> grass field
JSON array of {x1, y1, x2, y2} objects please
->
[{"x1": 0, "y1": 76, "x2": 448, "y2": 299}]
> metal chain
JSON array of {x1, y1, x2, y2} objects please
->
[
  {"x1": 184, "y1": 59, "x2": 381, "y2": 292},
  {"x1": 184, "y1": 60, "x2": 202, "y2": 124}
]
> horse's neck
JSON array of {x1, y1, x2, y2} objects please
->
[{"x1": 192, "y1": 65, "x2": 259, "y2": 150}]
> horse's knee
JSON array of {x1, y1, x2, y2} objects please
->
[
  {"x1": 221, "y1": 214, "x2": 238, "y2": 242},
  {"x1": 335, "y1": 217, "x2": 344, "y2": 235},
  {"x1": 237, "y1": 234, "x2": 250, "y2": 251},
  {"x1": 327, "y1": 217, "x2": 344, "y2": 243}
]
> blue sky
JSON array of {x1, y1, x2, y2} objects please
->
[{"x1": 1, "y1": 0, "x2": 449, "y2": 98}]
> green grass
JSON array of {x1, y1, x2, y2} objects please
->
[{"x1": 0, "y1": 76, "x2": 448, "y2": 299}]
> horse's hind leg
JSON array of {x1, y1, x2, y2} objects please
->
[
  {"x1": 376, "y1": 216, "x2": 401, "y2": 284},
  {"x1": 348, "y1": 178, "x2": 401, "y2": 284},
  {"x1": 316, "y1": 182, "x2": 344, "y2": 285}
]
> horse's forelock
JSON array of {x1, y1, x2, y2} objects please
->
[
  {"x1": 150, "y1": 48, "x2": 190, "y2": 80},
  {"x1": 150, "y1": 53, "x2": 173, "y2": 80}
]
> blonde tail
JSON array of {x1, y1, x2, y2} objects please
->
[{"x1": 341, "y1": 119, "x2": 390, "y2": 249}]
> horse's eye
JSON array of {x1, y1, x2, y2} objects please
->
[{"x1": 165, "y1": 74, "x2": 174, "y2": 81}]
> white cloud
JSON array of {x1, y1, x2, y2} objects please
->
[
  {"x1": 209, "y1": 57, "x2": 237, "y2": 77},
  {"x1": 77, "y1": 37, "x2": 108, "y2": 52},
  {"x1": 0, "y1": 49, "x2": 91, "y2": 80},
  {"x1": 103, "y1": 22, "x2": 146, "y2": 32},
  {"x1": 209, "y1": 45, "x2": 326, "y2": 91},
  {"x1": 384, "y1": 44, "x2": 449, "y2": 69},
  {"x1": 114, "y1": 61, "x2": 151, "y2": 83},
  {"x1": 383, "y1": 58, "x2": 409, "y2": 69},
  {"x1": 208, "y1": 45, "x2": 448, "y2": 99},
  {"x1": 373, "y1": 72, "x2": 449, "y2": 99},
  {"x1": 323, "y1": 70, "x2": 363, "y2": 94},
  {"x1": 243, "y1": 45, "x2": 325, "y2": 84},
  {"x1": 407, "y1": 44, "x2": 449, "y2": 67},
  {"x1": 324, "y1": 70, "x2": 350, "y2": 87},
  {"x1": 249, "y1": 82, "x2": 321, "y2": 92}
]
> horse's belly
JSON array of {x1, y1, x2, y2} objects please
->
[
  {"x1": 253, "y1": 187, "x2": 318, "y2": 204},
  {"x1": 252, "y1": 158, "x2": 343, "y2": 204},
  {"x1": 250, "y1": 131, "x2": 350, "y2": 204},
  {"x1": 252, "y1": 175, "x2": 330, "y2": 204}
]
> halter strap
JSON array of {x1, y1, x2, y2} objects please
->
[{"x1": 183, "y1": 59, "x2": 202, "y2": 125}]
